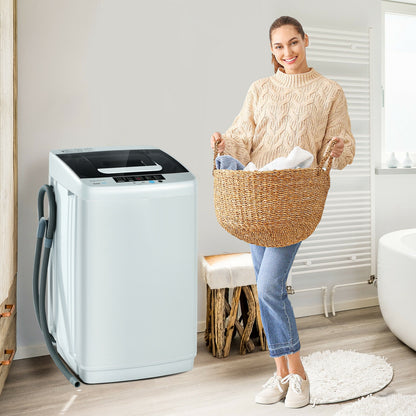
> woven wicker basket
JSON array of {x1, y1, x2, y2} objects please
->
[{"x1": 213, "y1": 140, "x2": 336, "y2": 247}]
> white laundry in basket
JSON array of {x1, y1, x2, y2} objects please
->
[{"x1": 244, "y1": 146, "x2": 313, "y2": 171}]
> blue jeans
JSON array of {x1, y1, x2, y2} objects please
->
[{"x1": 250, "y1": 242, "x2": 302, "y2": 358}]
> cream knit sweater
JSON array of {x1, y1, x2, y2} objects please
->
[{"x1": 222, "y1": 68, "x2": 355, "y2": 170}]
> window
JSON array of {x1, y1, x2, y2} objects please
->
[{"x1": 382, "y1": 1, "x2": 416, "y2": 165}]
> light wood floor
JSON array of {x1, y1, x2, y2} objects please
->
[{"x1": 1, "y1": 306, "x2": 416, "y2": 416}]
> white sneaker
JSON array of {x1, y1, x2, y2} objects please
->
[
  {"x1": 255, "y1": 373, "x2": 288, "y2": 404},
  {"x1": 282, "y1": 373, "x2": 310, "y2": 408}
]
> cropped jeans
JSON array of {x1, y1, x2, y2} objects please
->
[{"x1": 250, "y1": 242, "x2": 302, "y2": 358}]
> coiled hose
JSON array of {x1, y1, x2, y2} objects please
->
[{"x1": 33, "y1": 184, "x2": 81, "y2": 387}]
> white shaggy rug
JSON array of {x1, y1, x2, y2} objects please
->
[
  {"x1": 334, "y1": 394, "x2": 416, "y2": 415},
  {"x1": 301, "y1": 350, "x2": 393, "y2": 405}
]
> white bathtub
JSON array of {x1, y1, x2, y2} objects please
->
[{"x1": 378, "y1": 229, "x2": 416, "y2": 351}]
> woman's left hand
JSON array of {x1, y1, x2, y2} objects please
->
[{"x1": 331, "y1": 137, "x2": 344, "y2": 158}]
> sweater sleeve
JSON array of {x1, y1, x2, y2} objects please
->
[
  {"x1": 317, "y1": 88, "x2": 355, "y2": 170},
  {"x1": 222, "y1": 82, "x2": 258, "y2": 166}
]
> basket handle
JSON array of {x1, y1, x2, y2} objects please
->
[
  {"x1": 318, "y1": 138, "x2": 338, "y2": 172},
  {"x1": 212, "y1": 140, "x2": 220, "y2": 173}
]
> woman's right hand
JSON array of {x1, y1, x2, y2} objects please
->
[{"x1": 210, "y1": 132, "x2": 225, "y2": 154}]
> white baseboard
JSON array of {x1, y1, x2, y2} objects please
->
[
  {"x1": 294, "y1": 296, "x2": 379, "y2": 318},
  {"x1": 197, "y1": 297, "x2": 380, "y2": 333},
  {"x1": 16, "y1": 298, "x2": 380, "y2": 359},
  {"x1": 15, "y1": 344, "x2": 49, "y2": 360},
  {"x1": 197, "y1": 320, "x2": 206, "y2": 333}
]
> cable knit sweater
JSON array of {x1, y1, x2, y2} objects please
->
[{"x1": 222, "y1": 68, "x2": 355, "y2": 170}]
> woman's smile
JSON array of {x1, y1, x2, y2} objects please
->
[{"x1": 283, "y1": 57, "x2": 297, "y2": 64}]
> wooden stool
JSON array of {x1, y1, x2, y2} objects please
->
[{"x1": 201, "y1": 253, "x2": 267, "y2": 358}]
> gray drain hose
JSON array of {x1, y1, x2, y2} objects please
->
[{"x1": 33, "y1": 184, "x2": 81, "y2": 387}]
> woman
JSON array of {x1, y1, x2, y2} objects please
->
[{"x1": 210, "y1": 16, "x2": 355, "y2": 408}]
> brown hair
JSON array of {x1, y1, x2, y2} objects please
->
[{"x1": 269, "y1": 16, "x2": 306, "y2": 73}]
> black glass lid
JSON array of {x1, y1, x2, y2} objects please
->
[{"x1": 57, "y1": 149, "x2": 188, "y2": 178}]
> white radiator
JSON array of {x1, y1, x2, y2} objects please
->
[{"x1": 290, "y1": 27, "x2": 374, "y2": 315}]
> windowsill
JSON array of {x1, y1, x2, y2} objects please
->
[{"x1": 376, "y1": 167, "x2": 416, "y2": 175}]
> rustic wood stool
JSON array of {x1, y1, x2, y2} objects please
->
[{"x1": 201, "y1": 253, "x2": 267, "y2": 358}]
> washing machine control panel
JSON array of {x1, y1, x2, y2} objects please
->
[
  {"x1": 113, "y1": 174, "x2": 165, "y2": 183},
  {"x1": 80, "y1": 173, "x2": 192, "y2": 187}
]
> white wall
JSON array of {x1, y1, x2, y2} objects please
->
[
  {"x1": 17, "y1": 0, "x2": 385, "y2": 358},
  {"x1": 375, "y1": 174, "x2": 416, "y2": 240}
]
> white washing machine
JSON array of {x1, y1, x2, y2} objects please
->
[{"x1": 48, "y1": 146, "x2": 197, "y2": 384}]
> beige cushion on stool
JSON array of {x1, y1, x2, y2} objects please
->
[
  {"x1": 202, "y1": 253, "x2": 256, "y2": 289},
  {"x1": 201, "y1": 253, "x2": 266, "y2": 358}
]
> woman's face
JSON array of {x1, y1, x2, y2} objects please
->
[{"x1": 270, "y1": 25, "x2": 309, "y2": 74}]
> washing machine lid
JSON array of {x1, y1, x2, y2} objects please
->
[{"x1": 55, "y1": 148, "x2": 188, "y2": 179}]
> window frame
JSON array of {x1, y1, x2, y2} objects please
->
[{"x1": 381, "y1": 0, "x2": 416, "y2": 165}]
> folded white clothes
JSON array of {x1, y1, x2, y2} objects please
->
[{"x1": 244, "y1": 146, "x2": 314, "y2": 171}]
